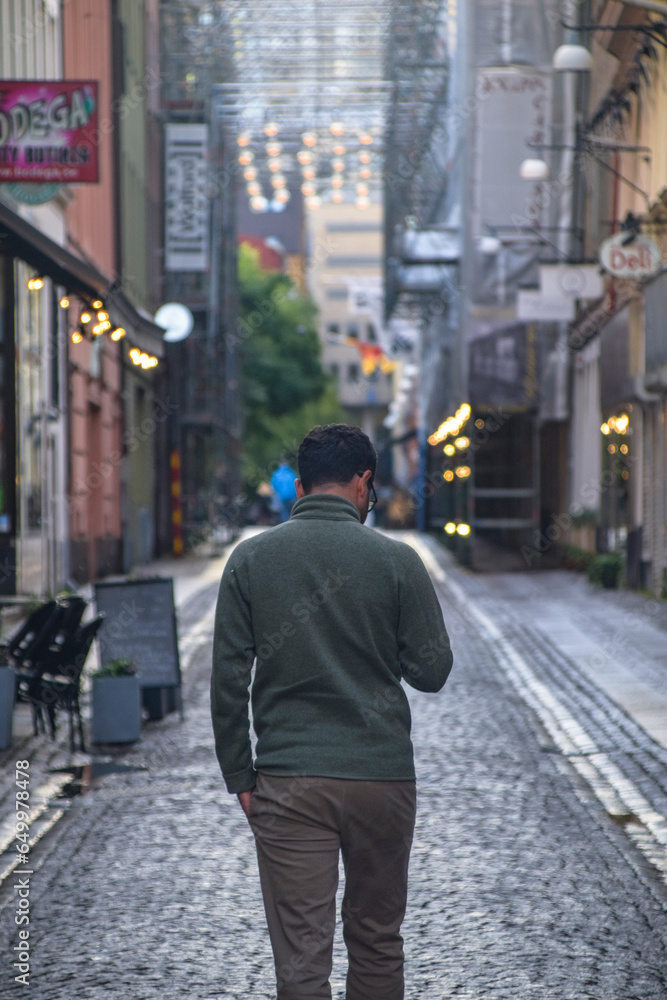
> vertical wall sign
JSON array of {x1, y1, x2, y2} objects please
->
[{"x1": 164, "y1": 123, "x2": 210, "y2": 271}]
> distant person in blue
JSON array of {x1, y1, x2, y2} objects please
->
[{"x1": 270, "y1": 461, "x2": 298, "y2": 522}]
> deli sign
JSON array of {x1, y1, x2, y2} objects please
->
[
  {"x1": 599, "y1": 231, "x2": 662, "y2": 279},
  {"x1": 0, "y1": 81, "x2": 98, "y2": 183}
]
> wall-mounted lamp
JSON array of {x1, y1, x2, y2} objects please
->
[
  {"x1": 553, "y1": 43, "x2": 593, "y2": 71},
  {"x1": 519, "y1": 158, "x2": 551, "y2": 180}
]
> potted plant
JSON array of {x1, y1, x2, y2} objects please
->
[{"x1": 91, "y1": 658, "x2": 141, "y2": 744}]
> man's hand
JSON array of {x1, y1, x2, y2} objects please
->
[{"x1": 237, "y1": 789, "x2": 254, "y2": 818}]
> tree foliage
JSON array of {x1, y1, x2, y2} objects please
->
[{"x1": 238, "y1": 243, "x2": 343, "y2": 488}]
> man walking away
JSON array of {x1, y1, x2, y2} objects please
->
[{"x1": 211, "y1": 423, "x2": 453, "y2": 1000}]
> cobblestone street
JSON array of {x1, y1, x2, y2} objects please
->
[{"x1": 1, "y1": 537, "x2": 667, "y2": 999}]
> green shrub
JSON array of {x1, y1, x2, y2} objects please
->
[
  {"x1": 560, "y1": 545, "x2": 596, "y2": 573},
  {"x1": 588, "y1": 553, "x2": 623, "y2": 589},
  {"x1": 93, "y1": 658, "x2": 137, "y2": 679}
]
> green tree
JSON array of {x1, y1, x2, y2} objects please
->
[{"x1": 238, "y1": 243, "x2": 344, "y2": 489}]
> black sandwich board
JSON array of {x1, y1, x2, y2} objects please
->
[{"x1": 94, "y1": 578, "x2": 182, "y2": 720}]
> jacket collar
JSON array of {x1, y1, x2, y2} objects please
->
[{"x1": 290, "y1": 493, "x2": 361, "y2": 522}]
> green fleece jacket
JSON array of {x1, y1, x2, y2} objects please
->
[{"x1": 211, "y1": 494, "x2": 453, "y2": 793}]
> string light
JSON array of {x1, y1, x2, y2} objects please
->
[
  {"x1": 359, "y1": 134, "x2": 373, "y2": 145},
  {"x1": 80, "y1": 311, "x2": 91, "y2": 324},
  {"x1": 455, "y1": 466, "x2": 471, "y2": 479},
  {"x1": 456, "y1": 523, "x2": 471, "y2": 536},
  {"x1": 59, "y1": 296, "x2": 70, "y2": 309},
  {"x1": 111, "y1": 327, "x2": 126, "y2": 340},
  {"x1": 455, "y1": 436, "x2": 470, "y2": 450},
  {"x1": 443, "y1": 470, "x2": 454, "y2": 482},
  {"x1": 92, "y1": 300, "x2": 103, "y2": 309},
  {"x1": 444, "y1": 444, "x2": 455, "y2": 457},
  {"x1": 129, "y1": 348, "x2": 158, "y2": 368},
  {"x1": 444, "y1": 522, "x2": 456, "y2": 534},
  {"x1": 429, "y1": 403, "x2": 472, "y2": 446},
  {"x1": 27, "y1": 275, "x2": 44, "y2": 290},
  {"x1": 71, "y1": 330, "x2": 83, "y2": 344}
]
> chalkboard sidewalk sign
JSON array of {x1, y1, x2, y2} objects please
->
[{"x1": 94, "y1": 578, "x2": 182, "y2": 719}]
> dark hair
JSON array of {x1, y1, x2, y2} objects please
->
[{"x1": 297, "y1": 424, "x2": 377, "y2": 492}]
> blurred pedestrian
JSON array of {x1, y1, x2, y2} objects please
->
[
  {"x1": 270, "y1": 460, "x2": 298, "y2": 522},
  {"x1": 211, "y1": 423, "x2": 453, "y2": 1000}
]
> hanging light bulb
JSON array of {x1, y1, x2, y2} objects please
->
[
  {"x1": 264, "y1": 121, "x2": 279, "y2": 137},
  {"x1": 302, "y1": 132, "x2": 317, "y2": 147},
  {"x1": 237, "y1": 133, "x2": 251, "y2": 147},
  {"x1": 359, "y1": 152, "x2": 371, "y2": 164},
  {"x1": 250, "y1": 195, "x2": 269, "y2": 212},
  {"x1": 274, "y1": 189, "x2": 291, "y2": 204},
  {"x1": 268, "y1": 158, "x2": 282, "y2": 172},
  {"x1": 238, "y1": 151, "x2": 254, "y2": 165},
  {"x1": 302, "y1": 166, "x2": 316, "y2": 180},
  {"x1": 332, "y1": 144, "x2": 346, "y2": 156},
  {"x1": 330, "y1": 122, "x2": 345, "y2": 136},
  {"x1": 297, "y1": 150, "x2": 313, "y2": 165},
  {"x1": 332, "y1": 159, "x2": 345, "y2": 172},
  {"x1": 332, "y1": 191, "x2": 344, "y2": 204},
  {"x1": 356, "y1": 196, "x2": 370, "y2": 210},
  {"x1": 247, "y1": 181, "x2": 262, "y2": 196},
  {"x1": 265, "y1": 142, "x2": 281, "y2": 157},
  {"x1": 301, "y1": 182, "x2": 316, "y2": 197},
  {"x1": 359, "y1": 168, "x2": 372, "y2": 179},
  {"x1": 331, "y1": 175, "x2": 344, "y2": 189},
  {"x1": 305, "y1": 194, "x2": 322, "y2": 209},
  {"x1": 270, "y1": 173, "x2": 286, "y2": 188},
  {"x1": 356, "y1": 182, "x2": 369, "y2": 196},
  {"x1": 359, "y1": 134, "x2": 373, "y2": 145},
  {"x1": 243, "y1": 167, "x2": 257, "y2": 180}
]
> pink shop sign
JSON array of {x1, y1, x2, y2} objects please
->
[{"x1": 0, "y1": 80, "x2": 99, "y2": 183}]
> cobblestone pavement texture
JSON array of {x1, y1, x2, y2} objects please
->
[{"x1": 1, "y1": 539, "x2": 667, "y2": 999}]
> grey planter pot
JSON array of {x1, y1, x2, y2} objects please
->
[
  {"x1": 91, "y1": 675, "x2": 141, "y2": 744},
  {"x1": 0, "y1": 666, "x2": 14, "y2": 750}
]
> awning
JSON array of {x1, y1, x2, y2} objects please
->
[{"x1": 0, "y1": 198, "x2": 165, "y2": 355}]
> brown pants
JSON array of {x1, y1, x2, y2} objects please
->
[{"x1": 248, "y1": 771, "x2": 417, "y2": 1000}]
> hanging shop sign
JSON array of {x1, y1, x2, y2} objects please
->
[
  {"x1": 0, "y1": 80, "x2": 98, "y2": 183},
  {"x1": 164, "y1": 123, "x2": 210, "y2": 272},
  {"x1": 599, "y1": 232, "x2": 662, "y2": 279}
]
